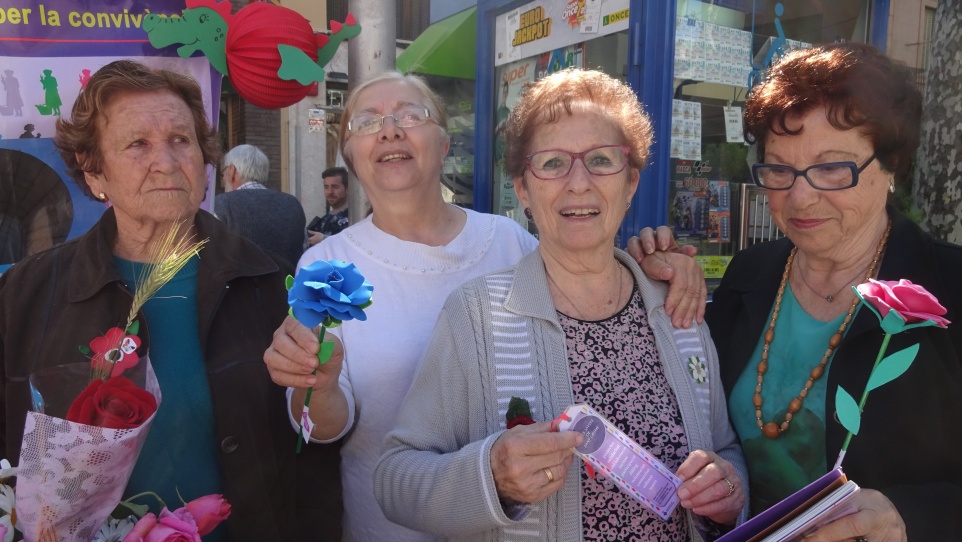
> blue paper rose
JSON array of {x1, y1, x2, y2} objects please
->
[{"x1": 287, "y1": 260, "x2": 373, "y2": 328}]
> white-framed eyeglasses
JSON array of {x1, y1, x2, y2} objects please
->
[
  {"x1": 751, "y1": 153, "x2": 877, "y2": 191},
  {"x1": 525, "y1": 145, "x2": 631, "y2": 180},
  {"x1": 347, "y1": 106, "x2": 432, "y2": 136}
]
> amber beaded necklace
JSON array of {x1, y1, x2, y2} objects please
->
[{"x1": 754, "y1": 222, "x2": 891, "y2": 439}]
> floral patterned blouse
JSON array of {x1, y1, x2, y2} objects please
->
[{"x1": 560, "y1": 283, "x2": 690, "y2": 541}]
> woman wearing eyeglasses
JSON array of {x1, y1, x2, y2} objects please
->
[
  {"x1": 703, "y1": 43, "x2": 962, "y2": 541},
  {"x1": 263, "y1": 71, "x2": 705, "y2": 541},
  {"x1": 374, "y1": 69, "x2": 747, "y2": 541}
]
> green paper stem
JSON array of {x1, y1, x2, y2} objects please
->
[
  {"x1": 835, "y1": 332, "x2": 892, "y2": 468},
  {"x1": 297, "y1": 327, "x2": 327, "y2": 454}
]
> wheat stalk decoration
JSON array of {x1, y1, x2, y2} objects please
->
[{"x1": 91, "y1": 221, "x2": 209, "y2": 381}]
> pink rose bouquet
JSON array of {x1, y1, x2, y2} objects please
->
[{"x1": 834, "y1": 279, "x2": 950, "y2": 468}]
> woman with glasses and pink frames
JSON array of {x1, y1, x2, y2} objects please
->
[
  {"x1": 262, "y1": 71, "x2": 705, "y2": 541},
  {"x1": 374, "y1": 69, "x2": 747, "y2": 541},
  {"x1": 636, "y1": 42, "x2": 962, "y2": 541}
]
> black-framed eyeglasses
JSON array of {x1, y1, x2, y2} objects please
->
[
  {"x1": 525, "y1": 145, "x2": 631, "y2": 180},
  {"x1": 751, "y1": 153, "x2": 877, "y2": 191},
  {"x1": 347, "y1": 106, "x2": 432, "y2": 136}
]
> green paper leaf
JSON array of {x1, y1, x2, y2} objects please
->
[
  {"x1": 880, "y1": 310, "x2": 907, "y2": 334},
  {"x1": 126, "y1": 319, "x2": 140, "y2": 336},
  {"x1": 317, "y1": 340, "x2": 335, "y2": 365},
  {"x1": 79, "y1": 345, "x2": 91, "y2": 356},
  {"x1": 835, "y1": 386, "x2": 861, "y2": 436},
  {"x1": 277, "y1": 44, "x2": 326, "y2": 85},
  {"x1": 866, "y1": 343, "x2": 919, "y2": 392},
  {"x1": 286, "y1": 275, "x2": 295, "y2": 291},
  {"x1": 360, "y1": 299, "x2": 374, "y2": 310}
]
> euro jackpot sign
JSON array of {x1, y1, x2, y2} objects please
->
[{"x1": 513, "y1": 6, "x2": 552, "y2": 47}]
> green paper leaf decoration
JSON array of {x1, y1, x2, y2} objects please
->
[
  {"x1": 865, "y1": 343, "x2": 919, "y2": 392},
  {"x1": 880, "y1": 310, "x2": 908, "y2": 334},
  {"x1": 126, "y1": 319, "x2": 140, "y2": 336},
  {"x1": 79, "y1": 345, "x2": 92, "y2": 356},
  {"x1": 835, "y1": 386, "x2": 861, "y2": 436},
  {"x1": 286, "y1": 275, "x2": 295, "y2": 291},
  {"x1": 317, "y1": 340, "x2": 335, "y2": 365},
  {"x1": 277, "y1": 44, "x2": 327, "y2": 85}
]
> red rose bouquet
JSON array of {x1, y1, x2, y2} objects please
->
[{"x1": 13, "y1": 223, "x2": 205, "y2": 541}]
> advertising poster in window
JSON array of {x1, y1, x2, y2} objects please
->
[
  {"x1": 0, "y1": 0, "x2": 220, "y2": 269},
  {"x1": 669, "y1": 159, "x2": 730, "y2": 243},
  {"x1": 494, "y1": 0, "x2": 628, "y2": 67}
]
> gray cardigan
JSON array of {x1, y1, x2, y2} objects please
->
[{"x1": 375, "y1": 249, "x2": 748, "y2": 541}]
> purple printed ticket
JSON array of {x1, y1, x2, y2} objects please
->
[{"x1": 555, "y1": 403, "x2": 681, "y2": 521}]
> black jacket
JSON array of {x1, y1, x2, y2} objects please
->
[
  {"x1": 0, "y1": 208, "x2": 341, "y2": 540},
  {"x1": 707, "y1": 209, "x2": 962, "y2": 539}
]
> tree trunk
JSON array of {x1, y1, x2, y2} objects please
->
[{"x1": 913, "y1": 1, "x2": 962, "y2": 243}]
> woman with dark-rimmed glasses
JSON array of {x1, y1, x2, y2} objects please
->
[{"x1": 704, "y1": 42, "x2": 962, "y2": 541}]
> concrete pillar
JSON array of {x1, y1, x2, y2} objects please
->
[
  {"x1": 287, "y1": 98, "x2": 328, "y2": 225},
  {"x1": 346, "y1": 0, "x2": 397, "y2": 223}
]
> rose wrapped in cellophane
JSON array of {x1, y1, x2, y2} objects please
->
[
  {"x1": 13, "y1": 222, "x2": 204, "y2": 541},
  {"x1": 15, "y1": 355, "x2": 161, "y2": 542},
  {"x1": 286, "y1": 259, "x2": 373, "y2": 452}
]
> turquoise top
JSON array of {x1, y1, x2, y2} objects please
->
[
  {"x1": 116, "y1": 256, "x2": 225, "y2": 541},
  {"x1": 729, "y1": 283, "x2": 856, "y2": 514}
]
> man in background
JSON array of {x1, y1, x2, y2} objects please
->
[
  {"x1": 215, "y1": 144, "x2": 306, "y2": 266},
  {"x1": 307, "y1": 166, "x2": 349, "y2": 246}
]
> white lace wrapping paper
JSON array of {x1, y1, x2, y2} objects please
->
[{"x1": 16, "y1": 360, "x2": 162, "y2": 541}]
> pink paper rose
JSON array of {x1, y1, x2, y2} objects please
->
[
  {"x1": 143, "y1": 508, "x2": 201, "y2": 542},
  {"x1": 856, "y1": 279, "x2": 950, "y2": 330},
  {"x1": 185, "y1": 494, "x2": 231, "y2": 536}
]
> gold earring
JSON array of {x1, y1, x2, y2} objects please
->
[{"x1": 98, "y1": 192, "x2": 106, "y2": 201}]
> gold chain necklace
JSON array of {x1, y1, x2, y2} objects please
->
[
  {"x1": 795, "y1": 264, "x2": 868, "y2": 303},
  {"x1": 754, "y1": 221, "x2": 891, "y2": 439},
  {"x1": 548, "y1": 264, "x2": 625, "y2": 320}
]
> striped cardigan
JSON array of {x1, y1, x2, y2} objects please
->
[{"x1": 375, "y1": 248, "x2": 748, "y2": 541}]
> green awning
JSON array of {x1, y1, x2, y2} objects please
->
[{"x1": 397, "y1": 7, "x2": 476, "y2": 80}]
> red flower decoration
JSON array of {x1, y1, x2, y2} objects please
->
[{"x1": 90, "y1": 327, "x2": 141, "y2": 377}]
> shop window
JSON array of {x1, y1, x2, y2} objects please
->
[{"x1": 670, "y1": 0, "x2": 869, "y2": 293}]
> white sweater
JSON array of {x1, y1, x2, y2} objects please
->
[{"x1": 297, "y1": 208, "x2": 538, "y2": 542}]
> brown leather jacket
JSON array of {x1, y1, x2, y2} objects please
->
[{"x1": 0, "y1": 208, "x2": 341, "y2": 541}]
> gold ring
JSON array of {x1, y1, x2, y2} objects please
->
[
  {"x1": 722, "y1": 477, "x2": 735, "y2": 497},
  {"x1": 543, "y1": 467, "x2": 554, "y2": 483}
]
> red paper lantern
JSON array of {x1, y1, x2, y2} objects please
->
[{"x1": 225, "y1": 3, "x2": 321, "y2": 109}]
